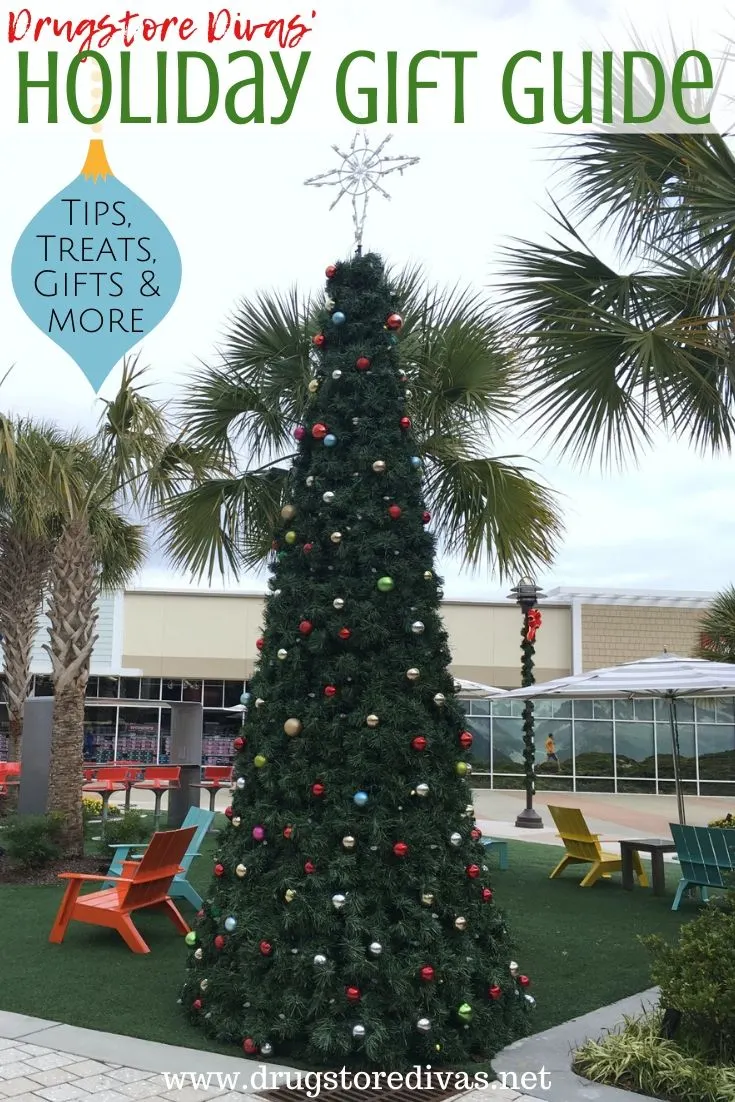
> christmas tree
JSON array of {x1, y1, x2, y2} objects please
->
[{"x1": 181, "y1": 252, "x2": 533, "y2": 1069}]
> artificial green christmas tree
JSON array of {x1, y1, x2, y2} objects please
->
[{"x1": 181, "y1": 252, "x2": 533, "y2": 1068}]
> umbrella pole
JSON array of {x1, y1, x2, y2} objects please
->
[{"x1": 667, "y1": 695, "x2": 686, "y2": 826}]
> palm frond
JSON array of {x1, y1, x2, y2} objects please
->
[
  {"x1": 87, "y1": 506, "x2": 147, "y2": 590},
  {"x1": 696, "y1": 585, "x2": 735, "y2": 662}
]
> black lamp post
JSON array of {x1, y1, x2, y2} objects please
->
[{"x1": 508, "y1": 576, "x2": 545, "y2": 829}]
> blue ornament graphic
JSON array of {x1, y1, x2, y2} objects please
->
[
  {"x1": 410, "y1": 456, "x2": 422, "y2": 469},
  {"x1": 323, "y1": 434, "x2": 337, "y2": 448},
  {"x1": 12, "y1": 140, "x2": 182, "y2": 392},
  {"x1": 240, "y1": 692, "x2": 251, "y2": 705},
  {"x1": 331, "y1": 311, "x2": 346, "y2": 326},
  {"x1": 353, "y1": 791, "x2": 369, "y2": 807}
]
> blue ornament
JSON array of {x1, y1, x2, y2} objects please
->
[
  {"x1": 324, "y1": 434, "x2": 338, "y2": 448},
  {"x1": 410, "y1": 457, "x2": 422, "y2": 469},
  {"x1": 240, "y1": 692, "x2": 251, "y2": 705},
  {"x1": 224, "y1": 916, "x2": 237, "y2": 932},
  {"x1": 332, "y1": 311, "x2": 346, "y2": 326},
  {"x1": 353, "y1": 791, "x2": 369, "y2": 807}
]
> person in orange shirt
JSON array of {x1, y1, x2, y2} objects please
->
[{"x1": 545, "y1": 735, "x2": 560, "y2": 770}]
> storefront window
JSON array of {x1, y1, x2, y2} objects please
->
[
  {"x1": 574, "y1": 719, "x2": 614, "y2": 778},
  {"x1": 162, "y1": 679, "x2": 182, "y2": 702},
  {"x1": 97, "y1": 676, "x2": 119, "y2": 699},
  {"x1": 140, "y1": 678, "x2": 162, "y2": 700},
  {"x1": 464, "y1": 715, "x2": 490, "y2": 772},
  {"x1": 117, "y1": 707, "x2": 159, "y2": 763},
  {"x1": 697, "y1": 722, "x2": 735, "y2": 781},
  {"x1": 614, "y1": 721, "x2": 655, "y2": 779},
  {"x1": 202, "y1": 709, "x2": 241, "y2": 764},
  {"x1": 33, "y1": 676, "x2": 53, "y2": 697},
  {"x1": 657, "y1": 721, "x2": 696, "y2": 779},
  {"x1": 84, "y1": 705, "x2": 116, "y2": 763},
  {"x1": 119, "y1": 677, "x2": 141, "y2": 699},
  {"x1": 224, "y1": 680, "x2": 245, "y2": 708},
  {"x1": 182, "y1": 679, "x2": 202, "y2": 703},
  {"x1": 203, "y1": 680, "x2": 224, "y2": 708},
  {"x1": 491, "y1": 716, "x2": 524, "y2": 776}
]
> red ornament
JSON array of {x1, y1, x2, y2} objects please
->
[
  {"x1": 356, "y1": 356, "x2": 371, "y2": 371},
  {"x1": 422, "y1": 511, "x2": 431, "y2": 524},
  {"x1": 243, "y1": 1038, "x2": 258, "y2": 1054},
  {"x1": 481, "y1": 887, "x2": 493, "y2": 902},
  {"x1": 488, "y1": 985, "x2": 502, "y2": 1001},
  {"x1": 192, "y1": 999, "x2": 202, "y2": 1010},
  {"x1": 299, "y1": 620, "x2": 313, "y2": 636},
  {"x1": 214, "y1": 935, "x2": 226, "y2": 950},
  {"x1": 303, "y1": 543, "x2": 313, "y2": 554},
  {"x1": 419, "y1": 965, "x2": 435, "y2": 982},
  {"x1": 224, "y1": 805, "x2": 233, "y2": 819},
  {"x1": 400, "y1": 417, "x2": 411, "y2": 431},
  {"x1": 256, "y1": 638, "x2": 265, "y2": 651},
  {"x1": 466, "y1": 864, "x2": 480, "y2": 879},
  {"x1": 459, "y1": 731, "x2": 473, "y2": 749},
  {"x1": 411, "y1": 736, "x2": 428, "y2": 751},
  {"x1": 526, "y1": 608, "x2": 542, "y2": 643},
  {"x1": 311, "y1": 783, "x2": 325, "y2": 797},
  {"x1": 304, "y1": 860, "x2": 316, "y2": 874},
  {"x1": 214, "y1": 863, "x2": 224, "y2": 877},
  {"x1": 388, "y1": 505, "x2": 402, "y2": 519},
  {"x1": 294, "y1": 426, "x2": 306, "y2": 441},
  {"x1": 312, "y1": 423, "x2": 328, "y2": 440},
  {"x1": 393, "y1": 841, "x2": 409, "y2": 857},
  {"x1": 386, "y1": 313, "x2": 403, "y2": 331},
  {"x1": 518, "y1": 975, "x2": 531, "y2": 987},
  {"x1": 471, "y1": 827, "x2": 482, "y2": 841},
  {"x1": 283, "y1": 826, "x2": 293, "y2": 839},
  {"x1": 312, "y1": 334, "x2": 326, "y2": 348},
  {"x1": 325, "y1": 264, "x2": 337, "y2": 279},
  {"x1": 338, "y1": 627, "x2": 352, "y2": 640},
  {"x1": 345, "y1": 986, "x2": 361, "y2": 1002},
  {"x1": 324, "y1": 685, "x2": 337, "y2": 698},
  {"x1": 233, "y1": 736, "x2": 245, "y2": 751},
  {"x1": 259, "y1": 940, "x2": 273, "y2": 956}
]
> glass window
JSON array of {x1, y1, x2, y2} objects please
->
[
  {"x1": 119, "y1": 677, "x2": 141, "y2": 700},
  {"x1": 182, "y1": 679, "x2": 202, "y2": 703},
  {"x1": 34, "y1": 676, "x2": 53, "y2": 697},
  {"x1": 97, "y1": 676, "x2": 119, "y2": 699},
  {"x1": 140, "y1": 677, "x2": 161, "y2": 700},
  {"x1": 203, "y1": 680, "x2": 224, "y2": 708},
  {"x1": 224, "y1": 680, "x2": 245, "y2": 708},
  {"x1": 468, "y1": 698, "x2": 490, "y2": 716},
  {"x1": 614, "y1": 699, "x2": 634, "y2": 721},
  {"x1": 465, "y1": 716, "x2": 490, "y2": 773},
  {"x1": 162, "y1": 679, "x2": 182, "y2": 702},
  {"x1": 490, "y1": 699, "x2": 512, "y2": 718},
  {"x1": 117, "y1": 707, "x2": 160, "y2": 764},
  {"x1": 593, "y1": 699, "x2": 613, "y2": 720},
  {"x1": 615, "y1": 721, "x2": 655, "y2": 779},
  {"x1": 574, "y1": 720, "x2": 614, "y2": 778},
  {"x1": 697, "y1": 723, "x2": 735, "y2": 781},
  {"x1": 573, "y1": 700, "x2": 594, "y2": 720},
  {"x1": 634, "y1": 699, "x2": 654, "y2": 722},
  {"x1": 549, "y1": 699, "x2": 572, "y2": 720},
  {"x1": 535, "y1": 719, "x2": 572, "y2": 776},
  {"x1": 85, "y1": 677, "x2": 98, "y2": 697},
  {"x1": 693, "y1": 697, "x2": 717, "y2": 722},
  {"x1": 656, "y1": 722, "x2": 696, "y2": 779},
  {"x1": 656, "y1": 698, "x2": 694, "y2": 723},
  {"x1": 716, "y1": 698, "x2": 735, "y2": 724},
  {"x1": 159, "y1": 708, "x2": 171, "y2": 763},
  {"x1": 491, "y1": 716, "x2": 524, "y2": 775},
  {"x1": 83, "y1": 705, "x2": 116, "y2": 763},
  {"x1": 202, "y1": 709, "x2": 241, "y2": 765},
  {"x1": 510, "y1": 700, "x2": 526, "y2": 719}
]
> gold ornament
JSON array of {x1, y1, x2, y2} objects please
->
[
  {"x1": 433, "y1": 693, "x2": 446, "y2": 706},
  {"x1": 421, "y1": 892, "x2": 435, "y2": 906},
  {"x1": 342, "y1": 835, "x2": 356, "y2": 849},
  {"x1": 406, "y1": 668, "x2": 420, "y2": 681},
  {"x1": 372, "y1": 460, "x2": 387, "y2": 473},
  {"x1": 281, "y1": 505, "x2": 296, "y2": 521},
  {"x1": 277, "y1": 648, "x2": 288, "y2": 660},
  {"x1": 454, "y1": 916, "x2": 467, "y2": 930},
  {"x1": 232, "y1": 816, "x2": 241, "y2": 827},
  {"x1": 284, "y1": 718, "x2": 303, "y2": 736},
  {"x1": 366, "y1": 714, "x2": 379, "y2": 728},
  {"x1": 308, "y1": 379, "x2": 319, "y2": 393},
  {"x1": 255, "y1": 698, "x2": 265, "y2": 708},
  {"x1": 330, "y1": 532, "x2": 343, "y2": 544},
  {"x1": 285, "y1": 889, "x2": 297, "y2": 902},
  {"x1": 200, "y1": 979, "x2": 209, "y2": 991},
  {"x1": 423, "y1": 571, "x2": 433, "y2": 580},
  {"x1": 235, "y1": 864, "x2": 247, "y2": 877}
]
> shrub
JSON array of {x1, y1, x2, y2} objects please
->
[
  {"x1": 708, "y1": 813, "x2": 735, "y2": 828},
  {"x1": 82, "y1": 796, "x2": 120, "y2": 823},
  {"x1": 643, "y1": 891, "x2": 735, "y2": 1061},
  {"x1": 574, "y1": 1012, "x2": 735, "y2": 1102},
  {"x1": 3, "y1": 814, "x2": 63, "y2": 869},
  {"x1": 101, "y1": 810, "x2": 150, "y2": 850}
]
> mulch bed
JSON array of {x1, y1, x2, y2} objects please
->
[{"x1": 0, "y1": 855, "x2": 107, "y2": 886}]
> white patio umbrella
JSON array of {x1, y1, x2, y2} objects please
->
[
  {"x1": 495, "y1": 652, "x2": 735, "y2": 825},
  {"x1": 226, "y1": 704, "x2": 247, "y2": 713},
  {"x1": 453, "y1": 678, "x2": 504, "y2": 698}
]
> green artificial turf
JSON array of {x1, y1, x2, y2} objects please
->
[{"x1": 0, "y1": 834, "x2": 700, "y2": 1053}]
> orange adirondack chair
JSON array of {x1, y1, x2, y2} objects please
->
[{"x1": 49, "y1": 826, "x2": 196, "y2": 954}]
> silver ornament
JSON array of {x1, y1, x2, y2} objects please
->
[
  {"x1": 525, "y1": 994, "x2": 536, "y2": 1006},
  {"x1": 232, "y1": 816, "x2": 241, "y2": 827},
  {"x1": 411, "y1": 621, "x2": 425, "y2": 634},
  {"x1": 332, "y1": 369, "x2": 343, "y2": 380},
  {"x1": 433, "y1": 693, "x2": 446, "y2": 706},
  {"x1": 423, "y1": 570, "x2": 433, "y2": 581},
  {"x1": 417, "y1": 1018, "x2": 431, "y2": 1032},
  {"x1": 330, "y1": 532, "x2": 342, "y2": 544},
  {"x1": 224, "y1": 916, "x2": 237, "y2": 932},
  {"x1": 465, "y1": 803, "x2": 474, "y2": 815},
  {"x1": 510, "y1": 961, "x2": 519, "y2": 976},
  {"x1": 372, "y1": 460, "x2": 387, "y2": 473},
  {"x1": 235, "y1": 863, "x2": 247, "y2": 877},
  {"x1": 352, "y1": 1024, "x2": 366, "y2": 1038},
  {"x1": 314, "y1": 953, "x2": 328, "y2": 966},
  {"x1": 200, "y1": 979, "x2": 208, "y2": 991},
  {"x1": 194, "y1": 948, "x2": 203, "y2": 960},
  {"x1": 323, "y1": 491, "x2": 335, "y2": 504},
  {"x1": 306, "y1": 475, "x2": 315, "y2": 487},
  {"x1": 455, "y1": 916, "x2": 467, "y2": 930},
  {"x1": 342, "y1": 835, "x2": 356, "y2": 850},
  {"x1": 273, "y1": 589, "x2": 281, "y2": 597},
  {"x1": 332, "y1": 894, "x2": 346, "y2": 909},
  {"x1": 333, "y1": 597, "x2": 345, "y2": 609},
  {"x1": 352, "y1": 417, "x2": 360, "y2": 425},
  {"x1": 437, "y1": 587, "x2": 444, "y2": 598},
  {"x1": 406, "y1": 668, "x2": 420, "y2": 681},
  {"x1": 450, "y1": 832, "x2": 462, "y2": 846},
  {"x1": 416, "y1": 783, "x2": 430, "y2": 798},
  {"x1": 277, "y1": 648, "x2": 288, "y2": 660},
  {"x1": 308, "y1": 380, "x2": 319, "y2": 394},
  {"x1": 255, "y1": 698, "x2": 265, "y2": 708},
  {"x1": 261, "y1": 1042, "x2": 273, "y2": 1057},
  {"x1": 368, "y1": 941, "x2": 383, "y2": 956},
  {"x1": 236, "y1": 777, "x2": 245, "y2": 789}
]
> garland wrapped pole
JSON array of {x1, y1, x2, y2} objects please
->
[{"x1": 507, "y1": 579, "x2": 545, "y2": 829}]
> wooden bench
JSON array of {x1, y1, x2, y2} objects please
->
[
  {"x1": 49, "y1": 826, "x2": 196, "y2": 953},
  {"x1": 547, "y1": 805, "x2": 648, "y2": 889},
  {"x1": 670, "y1": 823, "x2": 735, "y2": 911}
]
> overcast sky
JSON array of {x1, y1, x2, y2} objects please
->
[{"x1": 0, "y1": 0, "x2": 732, "y2": 600}]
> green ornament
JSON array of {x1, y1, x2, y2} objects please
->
[
  {"x1": 284, "y1": 530, "x2": 297, "y2": 545},
  {"x1": 458, "y1": 1002, "x2": 473, "y2": 1022},
  {"x1": 277, "y1": 551, "x2": 287, "y2": 561},
  {"x1": 185, "y1": 931, "x2": 197, "y2": 947},
  {"x1": 377, "y1": 576, "x2": 395, "y2": 593},
  {"x1": 254, "y1": 754, "x2": 267, "y2": 768},
  {"x1": 455, "y1": 761, "x2": 469, "y2": 777}
]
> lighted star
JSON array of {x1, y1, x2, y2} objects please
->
[{"x1": 305, "y1": 131, "x2": 420, "y2": 252}]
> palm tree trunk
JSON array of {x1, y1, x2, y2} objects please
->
[
  {"x1": 45, "y1": 517, "x2": 99, "y2": 857},
  {"x1": 0, "y1": 530, "x2": 49, "y2": 762}
]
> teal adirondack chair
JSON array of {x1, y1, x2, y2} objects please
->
[
  {"x1": 104, "y1": 805, "x2": 214, "y2": 909},
  {"x1": 670, "y1": 823, "x2": 735, "y2": 911}
]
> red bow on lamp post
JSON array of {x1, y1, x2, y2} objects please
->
[{"x1": 526, "y1": 609, "x2": 542, "y2": 643}]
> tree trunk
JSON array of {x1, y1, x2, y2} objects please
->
[
  {"x1": 45, "y1": 517, "x2": 99, "y2": 857},
  {"x1": 0, "y1": 530, "x2": 49, "y2": 763}
]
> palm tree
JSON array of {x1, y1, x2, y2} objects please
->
[
  {"x1": 499, "y1": 133, "x2": 735, "y2": 464},
  {"x1": 162, "y1": 263, "x2": 563, "y2": 581},
  {"x1": 696, "y1": 586, "x2": 735, "y2": 662}
]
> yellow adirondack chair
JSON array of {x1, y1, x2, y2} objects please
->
[{"x1": 547, "y1": 805, "x2": 648, "y2": 889}]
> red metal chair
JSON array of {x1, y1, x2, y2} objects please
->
[
  {"x1": 132, "y1": 766, "x2": 181, "y2": 830},
  {"x1": 190, "y1": 765, "x2": 232, "y2": 829}
]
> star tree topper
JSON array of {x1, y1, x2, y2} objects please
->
[{"x1": 305, "y1": 131, "x2": 419, "y2": 253}]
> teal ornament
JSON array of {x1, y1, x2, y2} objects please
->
[
  {"x1": 324, "y1": 434, "x2": 337, "y2": 447},
  {"x1": 410, "y1": 457, "x2": 422, "y2": 469},
  {"x1": 12, "y1": 139, "x2": 181, "y2": 393},
  {"x1": 353, "y1": 791, "x2": 368, "y2": 807},
  {"x1": 240, "y1": 692, "x2": 251, "y2": 706},
  {"x1": 332, "y1": 311, "x2": 346, "y2": 325}
]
